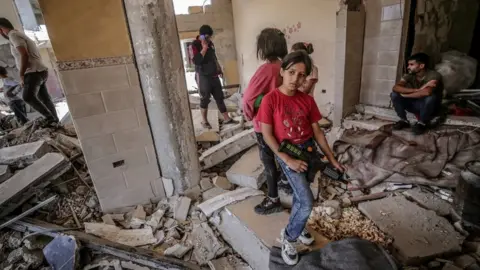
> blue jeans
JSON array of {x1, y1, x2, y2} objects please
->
[
  {"x1": 276, "y1": 139, "x2": 320, "y2": 241},
  {"x1": 391, "y1": 92, "x2": 441, "y2": 123}
]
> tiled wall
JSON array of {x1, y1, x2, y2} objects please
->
[
  {"x1": 59, "y1": 57, "x2": 165, "y2": 212},
  {"x1": 360, "y1": 0, "x2": 404, "y2": 107}
]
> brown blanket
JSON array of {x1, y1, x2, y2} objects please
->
[{"x1": 334, "y1": 125, "x2": 480, "y2": 188}]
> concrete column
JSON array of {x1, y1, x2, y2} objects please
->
[{"x1": 123, "y1": 0, "x2": 200, "y2": 192}]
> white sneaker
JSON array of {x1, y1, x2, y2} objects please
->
[
  {"x1": 280, "y1": 229, "x2": 298, "y2": 265},
  {"x1": 298, "y1": 228, "x2": 315, "y2": 246}
]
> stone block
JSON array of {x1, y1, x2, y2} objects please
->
[
  {"x1": 403, "y1": 188, "x2": 452, "y2": 216},
  {"x1": 113, "y1": 127, "x2": 152, "y2": 152},
  {"x1": 102, "y1": 86, "x2": 143, "y2": 112},
  {"x1": 199, "y1": 129, "x2": 256, "y2": 169},
  {"x1": 60, "y1": 65, "x2": 130, "y2": 95},
  {"x1": 0, "y1": 140, "x2": 49, "y2": 166},
  {"x1": 200, "y1": 178, "x2": 213, "y2": 191},
  {"x1": 0, "y1": 165, "x2": 12, "y2": 184},
  {"x1": 358, "y1": 196, "x2": 464, "y2": 264},
  {"x1": 80, "y1": 134, "x2": 117, "y2": 161},
  {"x1": 192, "y1": 110, "x2": 220, "y2": 142},
  {"x1": 213, "y1": 176, "x2": 233, "y2": 190},
  {"x1": 87, "y1": 147, "x2": 149, "y2": 180},
  {"x1": 215, "y1": 196, "x2": 329, "y2": 270},
  {"x1": 174, "y1": 196, "x2": 191, "y2": 222},
  {"x1": 67, "y1": 92, "x2": 105, "y2": 118},
  {"x1": 226, "y1": 146, "x2": 265, "y2": 189},
  {"x1": 123, "y1": 163, "x2": 160, "y2": 187}
]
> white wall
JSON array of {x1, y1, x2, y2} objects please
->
[{"x1": 232, "y1": 0, "x2": 338, "y2": 118}]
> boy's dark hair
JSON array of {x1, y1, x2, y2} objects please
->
[
  {"x1": 199, "y1": 25, "x2": 214, "y2": 36},
  {"x1": 281, "y1": 51, "x2": 313, "y2": 76},
  {"x1": 0, "y1": 18, "x2": 14, "y2": 30},
  {"x1": 408, "y1": 53, "x2": 429, "y2": 67},
  {"x1": 292, "y1": 42, "x2": 314, "y2": 55},
  {"x1": 0, "y1": 66, "x2": 7, "y2": 76},
  {"x1": 256, "y1": 28, "x2": 288, "y2": 61}
]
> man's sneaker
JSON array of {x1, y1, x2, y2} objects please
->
[
  {"x1": 298, "y1": 228, "x2": 314, "y2": 246},
  {"x1": 393, "y1": 120, "x2": 410, "y2": 130},
  {"x1": 412, "y1": 122, "x2": 427, "y2": 135},
  {"x1": 254, "y1": 197, "x2": 283, "y2": 215},
  {"x1": 280, "y1": 229, "x2": 299, "y2": 266}
]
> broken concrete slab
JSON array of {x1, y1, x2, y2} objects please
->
[
  {"x1": 226, "y1": 146, "x2": 265, "y2": 189},
  {"x1": 0, "y1": 165, "x2": 11, "y2": 184},
  {"x1": 164, "y1": 243, "x2": 192, "y2": 258},
  {"x1": 219, "y1": 122, "x2": 244, "y2": 141},
  {"x1": 215, "y1": 196, "x2": 329, "y2": 270},
  {"x1": 145, "y1": 208, "x2": 165, "y2": 229},
  {"x1": 191, "y1": 222, "x2": 226, "y2": 265},
  {"x1": 198, "y1": 187, "x2": 264, "y2": 217},
  {"x1": 84, "y1": 223, "x2": 157, "y2": 247},
  {"x1": 0, "y1": 140, "x2": 49, "y2": 166},
  {"x1": 213, "y1": 176, "x2": 233, "y2": 190},
  {"x1": 122, "y1": 205, "x2": 146, "y2": 229},
  {"x1": 192, "y1": 110, "x2": 220, "y2": 142},
  {"x1": 403, "y1": 188, "x2": 452, "y2": 216},
  {"x1": 358, "y1": 196, "x2": 464, "y2": 264},
  {"x1": 208, "y1": 255, "x2": 252, "y2": 270},
  {"x1": 121, "y1": 260, "x2": 150, "y2": 270},
  {"x1": 199, "y1": 129, "x2": 256, "y2": 169},
  {"x1": 202, "y1": 187, "x2": 228, "y2": 201},
  {"x1": 0, "y1": 153, "x2": 69, "y2": 207},
  {"x1": 174, "y1": 196, "x2": 191, "y2": 222},
  {"x1": 200, "y1": 178, "x2": 213, "y2": 191},
  {"x1": 162, "y1": 178, "x2": 174, "y2": 197}
]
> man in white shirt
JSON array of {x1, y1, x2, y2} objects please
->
[{"x1": 0, "y1": 18, "x2": 58, "y2": 126}]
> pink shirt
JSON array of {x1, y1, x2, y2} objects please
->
[{"x1": 242, "y1": 62, "x2": 282, "y2": 132}]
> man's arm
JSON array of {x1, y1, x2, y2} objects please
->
[
  {"x1": 312, "y1": 123, "x2": 344, "y2": 171},
  {"x1": 393, "y1": 79, "x2": 417, "y2": 94},
  {"x1": 16, "y1": 46, "x2": 29, "y2": 81},
  {"x1": 401, "y1": 80, "x2": 437, "y2": 98}
]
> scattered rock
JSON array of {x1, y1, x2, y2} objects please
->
[
  {"x1": 23, "y1": 235, "x2": 51, "y2": 250},
  {"x1": 23, "y1": 249, "x2": 44, "y2": 269},
  {"x1": 75, "y1": 185, "x2": 88, "y2": 196},
  {"x1": 84, "y1": 223, "x2": 157, "y2": 247},
  {"x1": 102, "y1": 214, "x2": 116, "y2": 226},
  {"x1": 200, "y1": 178, "x2": 213, "y2": 191},
  {"x1": 85, "y1": 196, "x2": 99, "y2": 209},
  {"x1": 202, "y1": 187, "x2": 228, "y2": 201},
  {"x1": 213, "y1": 176, "x2": 233, "y2": 190},
  {"x1": 164, "y1": 244, "x2": 192, "y2": 258},
  {"x1": 110, "y1": 214, "x2": 125, "y2": 221},
  {"x1": 191, "y1": 222, "x2": 226, "y2": 265},
  {"x1": 7, "y1": 247, "x2": 24, "y2": 264},
  {"x1": 454, "y1": 254, "x2": 476, "y2": 269},
  {"x1": 164, "y1": 218, "x2": 178, "y2": 230},
  {"x1": 174, "y1": 197, "x2": 191, "y2": 222},
  {"x1": 428, "y1": 260, "x2": 441, "y2": 268},
  {"x1": 163, "y1": 177, "x2": 175, "y2": 197},
  {"x1": 146, "y1": 208, "x2": 165, "y2": 229},
  {"x1": 184, "y1": 185, "x2": 202, "y2": 201},
  {"x1": 326, "y1": 186, "x2": 338, "y2": 196},
  {"x1": 123, "y1": 205, "x2": 147, "y2": 229},
  {"x1": 166, "y1": 228, "x2": 181, "y2": 240},
  {"x1": 209, "y1": 255, "x2": 252, "y2": 270},
  {"x1": 7, "y1": 231, "x2": 23, "y2": 249},
  {"x1": 313, "y1": 200, "x2": 342, "y2": 219},
  {"x1": 154, "y1": 230, "x2": 166, "y2": 245}
]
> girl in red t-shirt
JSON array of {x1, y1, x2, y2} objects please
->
[
  {"x1": 242, "y1": 28, "x2": 289, "y2": 216},
  {"x1": 257, "y1": 51, "x2": 344, "y2": 266}
]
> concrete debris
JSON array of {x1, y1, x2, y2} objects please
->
[
  {"x1": 184, "y1": 185, "x2": 202, "y2": 201},
  {"x1": 193, "y1": 109, "x2": 220, "y2": 142},
  {"x1": 162, "y1": 177, "x2": 175, "y2": 197},
  {"x1": 145, "y1": 208, "x2": 165, "y2": 229},
  {"x1": 85, "y1": 195, "x2": 99, "y2": 209},
  {"x1": 7, "y1": 247, "x2": 23, "y2": 264},
  {"x1": 163, "y1": 218, "x2": 177, "y2": 230},
  {"x1": 164, "y1": 243, "x2": 192, "y2": 258},
  {"x1": 7, "y1": 231, "x2": 23, "y2": 249},
  {"x1": 110, "y1": 214, "x2": 125, "y2": 221},
  {"x1": 198, "y1": 187, "x2": 264, "y2": 217},
  {"x1": 22, "y1": 249, "x2": 44, "y2": 269},
  {"x1": 219, "y1": 122, "x2": 244, "y2": 141},
  {"x1": 166, "y1": 228, "x2": 181, "y2": 240},
  {"x1": 326, "y1": 186, "x2": 338, "y2": 196},
  {"x1": 121, "y1": 260, "x2": 151, "y2": 270},
  {"x1": 208, "y1": 255, "x2": 252, "y2": 270},
  {"x1": 199, "y1": 129, "x2": 256, "y2": 169},
  {"x1": 0, "y1": 140, "x2": 49, "y2": 166},
  {"x1": 442, "y1": 264, "x2": 462, "y2": 270},
  {"x1": 173, "y1": 196, "x2": 191, "y2": 222},
  {"x1": 313, "y1": 200, "x2": 342, "y2": 219},
  {"x1": 75, "y1": 185, "x2": 88, "y2": 196},
  {"x1": 122, "y1": 205, "x2": 146, "y2": 229},
  {"x1": 23, "y1": 235, "x2": 50, "y2": 250},
  {"x1": 213, "y1": 176, "x2": 233, "y2": 190},
  {"x1": 0, "y1": 165, "x2": 12, "y2": 184},
  {"x1": 84, "y1": 223, "x2": 157, "y2": 247},
  {"x1": 359, "y1": 196, "x2": 464, "y2": 264},
  {"x1": 202, "y1": 187, "x2": 228, "y2": 201},
  {"x1": 84, "y1": 259, "x2": 122, "y2": 270},
  {"x1": 191, "y1": 222, "x2": 226, "y2": 265},
  {"x1": 403, "y1": 188, "x2": 452, "y2": 216},
  {"x1": 154, "y1": 230, "x2": 165, "y2": 245},
  {"x1": 200, "y1": 178, "x2": 213, "y2": 191},
  {"x1": 102, "y1": 214, "x2": 116, "y2": 226},
  {"x1": 226, "y1": 146, "x2": 265, "y2": 189},
  {"x1": 454, "y1": 254, "x2": 476, "y2": 269}
]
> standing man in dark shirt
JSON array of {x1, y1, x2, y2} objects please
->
[
  {"x1": 391, "y1": 53, "x2": 443, "y2": 135},
  {"x1": 192, "y1": 25, "x2": 236, "y2": 128}
]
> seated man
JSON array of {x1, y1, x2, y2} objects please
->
[{"x1": 391, "y1": 53, "x2": 443, "y2": 135}]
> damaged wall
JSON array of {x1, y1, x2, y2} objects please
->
[
  {"x1": 359, "y1": 0, "x2": 404, "y2": 107},
  {"x1": 412, "y1": 0, "x2": 479, "y2": 66},
  {"x1": 232, "y1": 0, "x2": 337, "y2": 119},
  {"x1": 176, "y1": 0, "x2": 239, "y2": 85},
  {"x1": 38, "y1": 0, "x2": 166, "y2": 212}
]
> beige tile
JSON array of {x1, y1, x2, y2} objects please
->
[
  {"x1": 123, "y1": 163, "x2": 160, "y2": 188},
  {"x1": 145, "y1": 144, "x2": 157, "y2": 163},
  {"x1": 102, "y1": 86, "x2": 144, "y2": 112},
  {"x1": 93, "y1": 171, "x2": 128, "y2": 199},
  {"x1": 67, "y1": 93, "x2": 105, "y2": 119},
  {"x1": 379, "y1": 20, "x2": 403, "y2": 37},
  {"x1": 374, "y1": 79, "x2": 396, "y2": 95},
  {"x1": 376, "y1": 66, "x2": 398, "y2": 80},
  {"x1": 99, "y1": 184, "x2": 155, "y2": 212},
  {"x1": 135, "y1": 107, "x2": 149, "y2": 127},
  {"x1": 378, "y1": 51, "x2": 400, "y2": 66},
  {"x1": 378, "y1": 35, "x2": 402, "y2": 51},
  {"x1": 87, "y1": 147, "x2": 149, "y2": 180},
  {"x1": 59, "y1": 65, "x2": 130, "y2": 95},
  {"x1": 80, "y1": 134, "x2": 117, "y2": 161},
  {"x1": 113, "y1": 127, "x2": 153, "y2": 152},
  {"x1": 74, "y1": 109, "x2": 139, "y2": 139},
  {"x1": 362, "y1": 48, "x2": 378, "y2": 65},
  {"x1": 126, "y1": 64, "x2": 140, "y2": 87}
]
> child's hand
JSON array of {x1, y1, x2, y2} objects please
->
[{"x1": 285, "y1": 157, "x2": 308, "y2": 173}]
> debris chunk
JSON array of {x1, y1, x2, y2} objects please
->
[
  {"x1": 454, "y1": 254, "x2": 476, "y2": 269},
  {"x1": 145, "y1": 208, "x2": 165, "y2": 229},
  {"x1": 154, "y1": 230, "x2": 166, "y2": 245},
  {"x1": 84, "y1": 222, "x2": 157, "y2": 247},
  {"x1": 213, "y1": 176, "x2": 233, "y2": 190},
  {"x1": 202, "y1": 187, "x2": 228, "y2": 201},
  {"x1": 7, "y1": 231, "x2": 23, "y2": 249},
  {"x1": 7, "y1": 247, "x2": 23, "y2": 264},
  {"x1": 174, "y1": 197, "x2": 191, "y2": 222},
  {"x1": 164, "y1": 243, "x2": 192, "y2": 258},
  {"x1": 0, "y1": 165, "x2": 12, "y2": 184},
  {"x1": 102, "y1": 214, "x2": 116, "y2": 226},
  {"x1": 24, "y1": 235, "x2": 50, "y2": 250},
  {"x1": 85, "y1": 196, "x2": 99, "y2": 209},
  {"x1": 75, "y1": 185, "x2": 88, "y2": 196},
  {"x1": 23, "y1": 249, "x2": 44, "y2": 269},
  {"x1": 226, "y1": 146, "x2": 265, "y2": 189},
  {"x1": 0, "y1": 140, "x2": 49, "y2": 165},
  {"x1": 198, "y1": 187, "x2": 263, "y2": 217},
  {"x1": 184, "y1": 185, "x2": 202, "y2": 201},
  {"x1": 403, "y1": 188, "x2": 452, "y2": 216},
  {"x1": 200, "y1": 178, "x2": 213, "y2": 191},
  {"x1": 191, "y1": 222, "x2": 226, "y2": 265},
  {"x1": 162, "y1": 177, "x2": 175, "y2": 197},
  {"x1": 208, "y1": 255, "x2": 252, "y2": 270},
  {"x1": 123, "y1": 205, "x2": 146, "y2": 229}
]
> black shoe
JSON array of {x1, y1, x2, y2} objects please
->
[
  {"x1": 278, "y1": 180, "x2": 293, "y2": 195},
  {"x1": 254, "y1": 197, "x2": 283, "y2": 215},
  {"x1": 393, "y1": 120, "x2": 410, "y2": 130},
  {"x1": 412, "y1": 122, "x2": 427, "y2": 135}
]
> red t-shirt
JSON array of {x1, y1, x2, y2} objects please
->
[{"x1": 257, "y1": 89, "x2": 322, "y2": 144}]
